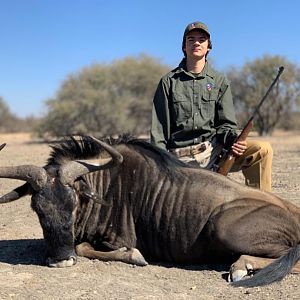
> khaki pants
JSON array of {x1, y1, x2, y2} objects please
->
[
  {"x1": 230, "y1": 139, "x2": 273, "y2": 192},
  {"x1": 177, "y1": 139, "x2": 273, "y2": 192}
]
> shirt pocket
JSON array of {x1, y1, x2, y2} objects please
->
[
  {"x1": 171, "y1": 94, "x2": 192, "y2": 122},
  {"x1": 200, "y1": 90, "x2": 218, "y2": 119}
]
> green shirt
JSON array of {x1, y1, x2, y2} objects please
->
[{"x1": 150, "y1": 59, "x2": 238, "y2": 150}]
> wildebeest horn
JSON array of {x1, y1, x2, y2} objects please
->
[
  {"x1": 0, "y1": 165, "x2": 47, "y2": 192},
  {"x1": 59, "y1": 136, "x2": 123, "y2": 185},
  {"x1": 0, "y1": 143, "x2": 6, "y2": 151},
  {"x1": 0, "y1": 183, "x2": 31, "y2": 203}
]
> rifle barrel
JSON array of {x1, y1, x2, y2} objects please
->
[{"x1": 253, "y1": 66, "x2": 284, "y2": 115}]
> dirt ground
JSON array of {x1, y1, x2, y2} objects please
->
[{"x1": 0, "y1": 131, "x2": 300, "y2": 300}]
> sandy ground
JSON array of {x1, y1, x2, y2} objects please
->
[{"x1": 0, "y1": 131, "x2": 300, "y2": 300}]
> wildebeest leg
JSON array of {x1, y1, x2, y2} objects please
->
[
  {"x1": 229, "y1": 254, "x2": 300, "y2": 282},
  {"x1": 76, "y1": 242, "x2": 148, "y2": 266}
]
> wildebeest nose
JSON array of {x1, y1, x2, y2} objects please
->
[{"x1": 47, "y1": 254, "x2": 77, "y2": 268}]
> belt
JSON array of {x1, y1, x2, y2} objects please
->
[{"x1": 170, "y1": 143, "x2": 207, "y2": 158}]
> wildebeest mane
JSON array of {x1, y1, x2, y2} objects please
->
[{"x1": 47, "y1": 134, "x2": 190, "y2": 173}]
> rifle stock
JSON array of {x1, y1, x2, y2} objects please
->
[{"x1": 216, "y1": 66, "x2": 284, "y2": 176}]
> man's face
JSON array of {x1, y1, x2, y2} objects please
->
[{"x1": 184, "y1": 30, "x2": 210, "y2": 59}]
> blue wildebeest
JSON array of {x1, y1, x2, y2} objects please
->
[{"x1": 1, "y1": 135, "x2": 300, "y2": 287}]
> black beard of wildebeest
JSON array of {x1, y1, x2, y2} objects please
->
[{"x1": 1, "y1": 135, "x2": 300, "y2": 288}]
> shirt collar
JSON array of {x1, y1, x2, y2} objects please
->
[{"x1": 177, "y1": 58, "x2": 215, "y2": 79}]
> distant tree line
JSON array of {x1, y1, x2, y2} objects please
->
[
  {"x1": 1, "y1": 54, "x2": 300, "y2": 137},
  {"x1": 0, "y1": 97, "x2": 39, "y2": 133}
]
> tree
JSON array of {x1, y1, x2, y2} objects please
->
[
  {"x1": 227, "y1": 55, "x2": 300, "y2": 135},
  {"x1": 0, "y1": 97, "x2": 10, "y2": 120},
  {"x1": 38, "y1": 55, "x2": 170, "y2": 137},
  {"x1": 0, "y1": 97, "x2": 18, "y2": 132},
  {"x1": 0, "y1": 97, "x2": 40, "y2": 133}
]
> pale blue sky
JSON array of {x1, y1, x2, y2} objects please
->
[{"x1": 1, "y1": 0, "x2": 299, "y2": 117}]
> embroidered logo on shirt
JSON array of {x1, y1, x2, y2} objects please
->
[{"x1": 206, "y1": 83, "x2": 214, "y2": 91}]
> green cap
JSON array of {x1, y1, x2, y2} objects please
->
[
  {"x1": 183, "y1": 21, "x2": 210, "y2": 38},
  {"x1": 182, "y1": 21, "x2": 212, "y2": 55}
]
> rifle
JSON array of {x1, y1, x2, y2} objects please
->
[{"x1": 216, "y1": 66, "x2": 284, "y2": 176}]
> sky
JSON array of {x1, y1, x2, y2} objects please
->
[{"x1": 1, "y1": 0, "x2": 300, "y2": 118}]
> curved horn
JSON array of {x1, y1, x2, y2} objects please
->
[
  {"x1": 0, "y1": 183, "x2": 31, "y2": 203},
  {"x1": 0, "y1": 143, "x2": 6, "y2": 151},
  {"x1": 0, "y1": 165, "x2": 47, "y2": 191},
  {"x1": 59, "y1": 136, "x2": 123, "y2": 185}
]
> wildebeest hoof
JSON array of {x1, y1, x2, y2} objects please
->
[
  {"x1": 228, "y1": 269, "x2": 248, "y2": 282},
  {"x1": 228, "y1": 263, "x2": 254, "y2": 282},
  {"x1": 118, "y1": 247, "x2": 128, "y2": 252},
  {"x1": 129, "y1": 248, "x2": 148, "y2": 266}
]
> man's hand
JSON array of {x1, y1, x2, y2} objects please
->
[{"x1": 232, "y1": 140, "x2": 247, "y2": 157}]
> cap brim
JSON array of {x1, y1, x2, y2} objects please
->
[{"x1": 186, "y1": 27, "x2": 210, "y2": 37}]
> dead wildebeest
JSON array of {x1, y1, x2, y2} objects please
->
[{"x1": 0, "y1": 135, "x2": 300, "y2": 287}]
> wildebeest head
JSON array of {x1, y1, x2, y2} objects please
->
[{"x1": 0, "y1": 136, "x2": 123, "y2": 267}]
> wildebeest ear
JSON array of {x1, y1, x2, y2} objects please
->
[
  {"x1": 75, "y1": 180, "x2": 112, "y2": 206},
  {"x1": 0, "y1": 183, "x2": 31, "y2": 203},
  {"x1": 58, "y1": 136, "x2": 123, "y2": 185}
]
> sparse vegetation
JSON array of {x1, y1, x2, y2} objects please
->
[{"x1": 1, "y1": 54, "x2": 300, "y2": 137}]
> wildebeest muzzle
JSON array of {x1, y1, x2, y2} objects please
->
[{"x1": 46, "y1": 251, "x2": 78, "y2": 268}]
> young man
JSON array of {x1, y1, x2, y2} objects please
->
[{"x1": 150, "y1": 21, "x2": 273, "y2": 192}]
